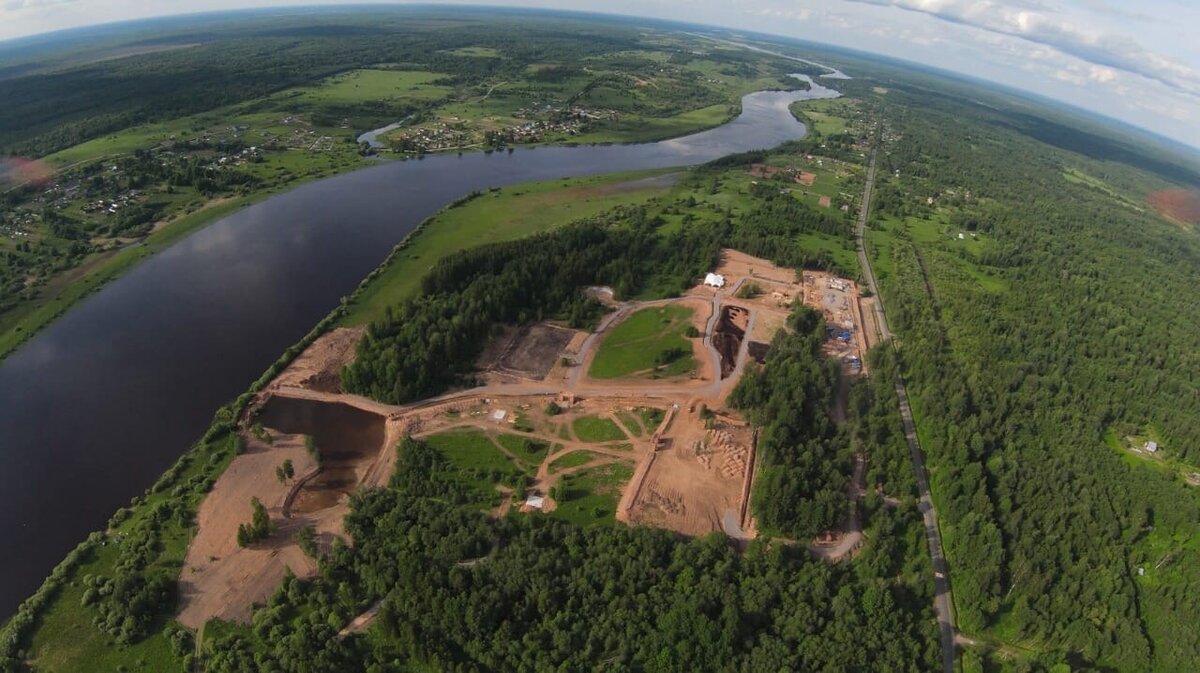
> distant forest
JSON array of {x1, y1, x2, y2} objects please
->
[{"x1": 833, "y1": 62, "x2": 1200, "y2": 671}]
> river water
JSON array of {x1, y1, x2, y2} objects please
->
[{"x1": 0, "y1": 75, "x2": 838, "y2": 616}]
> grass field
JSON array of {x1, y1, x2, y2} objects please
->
[
  {"x1": 638, "y1": 407, "x2": 665, "y2": 431},
  {"x1": 423, "y1": 429, "x2": 530, "y2": 504},
  {"x1": 21, "y1": 432, "x2": 238, "y2": 673},
  {"x1": 569, "y1": 104, "x2": 735, "y2": 145},
  {"x1": 496, "y1": 433, "x2": 550, "y2": 468},
  {"x1": 339, "y1": 169, "x2": 677, "y2": 326},
  {"x1": 615, "y1": 410, "x2": 643, "y2": 437},
  {"x1": 549, "y1": 450, "x2": 603, "y2": 472},
  {"x1": 588, "y1": 305, "x2": 697, "y2": 379},
  {"x1": 444, "y1": 46, "x2": 503, "y2": 58},
  {"x1": 548, "y1": 463, "x2": 633, "y2": 526},
  {"x1": 571, "y1": 415, "x2": 628, "y2": 443},
  {"x1": 289, "y1": 69, "x2": 451, "y2": 105}
]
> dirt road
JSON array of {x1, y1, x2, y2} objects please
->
[{"x1": 856, "y1": 133, "x2": 958, "y2": 673}]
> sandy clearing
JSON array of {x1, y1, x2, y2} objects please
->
[
  {"x1": 178, "y1": 401, "x2": 403, "y2": 628},
  {"x1": 272, "y1": 326, "x2": 365, "y2": 393},
  {"x1": 1148, "y1": 188, "x2": 1200, "y2": 228},
  {"x1": 177, "y1": 431, "x2": 320, "y2": 628}
]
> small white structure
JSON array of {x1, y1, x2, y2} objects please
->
[
  {"x1": 704, "y1": 273, "x2": 726, "y2": 288},
  {"x1": 524, "y1": 494, "x2": 545, "y2": 510},
  {"x1": 1145, "y1": 440, "x2": 1159, "y2": 453},
  {"x1": 491, "y1": 409, "x2": 507, "y2": 422}
]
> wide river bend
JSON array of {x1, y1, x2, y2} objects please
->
[{"x1": 0, "y1": 75, "x2": 837, "y2": 615}]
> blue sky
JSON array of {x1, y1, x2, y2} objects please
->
[{"x1": 4, "y1": 0, "x2": 1199, "y2": 149}]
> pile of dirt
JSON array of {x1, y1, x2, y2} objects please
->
[{"x1": 1148, "y1": 189, "x2": 1200, "y2": 226}]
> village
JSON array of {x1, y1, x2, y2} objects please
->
[{"x1": 384, "y1": 104, "x2": 618, "y2": 153}]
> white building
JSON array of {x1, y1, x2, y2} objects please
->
[
  {"x1": 1145, "y1": 440, "x2": 1159, "y2": 453},
  {"x1": 704, "y1": 273, "x2": 726, "y2": 288}
]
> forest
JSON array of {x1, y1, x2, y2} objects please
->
[
  {"x1": 839, "y1": 65, "x2": 1200, "y2": 671},
  {"x1": 194, "y1": 374, "x2": 940, "y2": 672},
  {"x1": 341, "y1": 153, "x2": 853, "y2": 405},
  {"x1": 5, "y1": 13, "x2": 1200, "y2": 673}
]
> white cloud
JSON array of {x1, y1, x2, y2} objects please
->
[{"x1": 842, "y1": 0, "x2": 1200, "y2": 96}]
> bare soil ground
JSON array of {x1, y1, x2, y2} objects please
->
[
  {"x1": 177, "y1": 430, "x2": 320, "y2": 628},
  {"x1": 479, "y1": 323, "x2": 580, "y2": 382},
  {"x1": 624, "y1": 406, "x2": 754, "y2": 536},
  {"x1": 1148, "y1": 188, "x2": 1200, "y2": 227},
  {"x1": 272, "y1": 326, "x2": 365, "y2": 393},
  {"x1": 711, "y1": 248, "x2": 797, "y2": 287},
  {"x1": 178, "y1": 402, "x2": 402, "y2": 628}
]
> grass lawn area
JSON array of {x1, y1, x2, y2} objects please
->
[
  {"x1": 339, "y1": 168, "x2": 676, "y2": 326},
  {"x1": 588, "y1": 305, "x2": 697, "y2": 379},
  {"x1": 443, "y1": 46, "x2": 503, "y2": 58},
  {"x1": 21, "y1": 432, "x2": 238, "y2": 672},
  {"x1": 572, "y1": 104, "x2": 735, "y2": 144},
  {"x1": 22, "y1": 542, "x2": 183, "y2": 673},
  {"x1": 615, "y1": 410, "x2": 643, "y2": 437},
  {"x1": 549, "y1": 450, "x2": 604, "y2": 472},
  {"x1": 572, "y1": 415, "x2": 627, "y2": 443},
  {"x1": 548, "y1": 463, "x2": 634, "y2": 526},
  {"x1": 422, "y1": 429, "x2": 529, "y2": 495},
  {"x1": 796, "y1": 231, "x2": 859, "y2": 273},
  {"x1": 496, "y1": 433, "x2": 550, "y2": 467},
  {"x1": 638, "y1": 407, "x2": 666, "y2": 431}
]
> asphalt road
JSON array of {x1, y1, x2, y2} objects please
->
[{"x1": 856, "y1": 135, "x2": 958, "y2": 673}]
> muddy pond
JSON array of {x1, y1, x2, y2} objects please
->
[{"x1": 257, "y1": 397, "x2": 387, "y2": 514}]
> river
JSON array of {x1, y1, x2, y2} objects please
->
[{"x1": 0, "y1": 75, "x2": 838, "y2": 616}]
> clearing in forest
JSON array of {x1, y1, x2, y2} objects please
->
[
  {"x1": 588, "y1": 305, "x2": 699, "y2": 379},
  {"x1": 1148, "y1": 188, "x2": 1200, "y2": 227}
]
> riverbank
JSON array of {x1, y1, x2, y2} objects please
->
[{"x1": 0, "y1": 77, "x2": 843, "y2": 671}]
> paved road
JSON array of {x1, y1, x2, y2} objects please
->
[{"x1": 856, "y1": 133, "x2": 958, "y2": 673}]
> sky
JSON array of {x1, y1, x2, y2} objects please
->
[{"x1": 3, "y1": 0, "x2": 1199, "y2": 149}]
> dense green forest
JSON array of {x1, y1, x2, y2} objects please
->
[
  {"x1": 195, "y1": 393, "x2": 938, "y2": 673},
  {"x1": 342, "y1": 154, "x2": 852, "y2": 404},
  {"x1": 5, "y1": 11, "x2": 1200, "y2": 673},
  {"x1": 837, "y1": 65, "x2": 1200, "y2": 671}
]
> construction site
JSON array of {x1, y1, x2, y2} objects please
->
[{"x1": 175, "y1": 249, "x2": 873, "y2": 627}]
